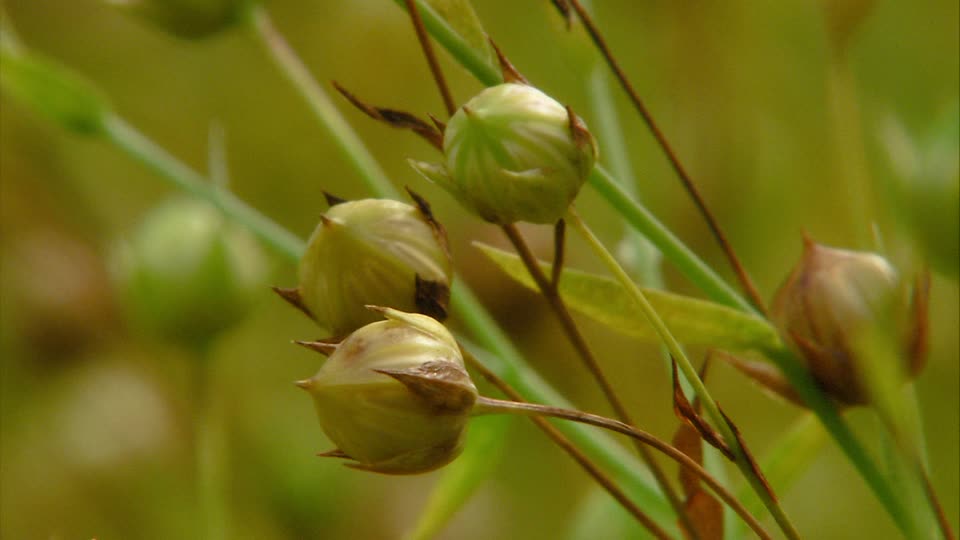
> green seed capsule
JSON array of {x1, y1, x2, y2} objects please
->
[
  {"x1": 113, "y1": 197, "x2": 269, "y2": 347},
  {"x1": 410, "y1": 83, "x2": 597, "y2": 225},
  {"x1": 296, "y1": 308, "x2": 477, "y2": 475},
  {"x1": 290, "y1": 197, "x2": 452, "y2": 337},
  {"x1": 771, "y1": 239, "x2": 926, "y2": 405}
]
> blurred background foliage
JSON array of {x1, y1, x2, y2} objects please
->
[{"x1": 1, "y1": 0, "x2": 957, "y2": 538}]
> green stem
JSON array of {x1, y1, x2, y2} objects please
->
[
  {"x1": 391, "y1": 0, "x2": 501, "y2": 87},
  {"x1": 587, "y1": 167, "x2": 756, "y2": 314},
  {"x1": 762, "y1": 346, "x2": 915, "y2": 535},
  {"x1": 102, "y1": 115, "x2": 305, "y2": 260},
  {"x1": 244, "y1": 4, "x2": 400, "y2": 200},
  {"x1": 566, "y1": 209, "x2": 802, "y2": 540},
  {"x1": 192, "y1": 344, "x2": 226, "y2": 540}
]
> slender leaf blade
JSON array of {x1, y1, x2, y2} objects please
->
[{"x1": 475, "y1": 243, "x2": 780, "y2": 351}]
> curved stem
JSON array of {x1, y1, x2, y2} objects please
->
[
  {"x1": 566, "y1": 209, "x2": 802, "y2": 540},
  {"x1": 462, "y1": 349, "x2": 673, "y2": 539},
  {"x1": 500, "y1": 224, "x2": 696, "y2": 537},
  {"x1": 473, "y1": 396, "x2": 772, "y2": 540},
  {"x1": 564, "y1": 0, "x2": 766, "y2": 315}
]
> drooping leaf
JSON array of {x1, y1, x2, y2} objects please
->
[{"x1": 475, "y1": 243, "x2": 781, "y2": 351}]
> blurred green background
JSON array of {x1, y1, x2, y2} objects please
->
[{"x1": 1, "y1": 0, "x2": 957, "y2": 538}]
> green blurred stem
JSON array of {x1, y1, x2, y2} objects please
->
[
  {"x1": 244, "y1": 4, "x2": 400, "y2": 200},
  {"x1": 472, "y1": 396, "x2": 772, "y2": 540},
  {"x1": 103, "y1": 115, "x2": 305, "y2": 259},
  {"x1": 566, "y1": 209, "x2": 802, "y2": 540},
  {"x1": 192, "y1": 344, "x2": 226, "y2": 540}
]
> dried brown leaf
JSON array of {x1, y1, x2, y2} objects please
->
[
  {"x1": 332, "y1": 82, "x2": 443, "y2": 150},
  {"x1": 682, "y1": 490, "x2": 725, "y2": 540}
]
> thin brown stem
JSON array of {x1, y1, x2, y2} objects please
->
[
  {"x1": 551, "y1": 219, "x2": 566, "y2": 290},
  {"x1": 462, "y1": 350, "x2": 674, "y2": 540},
  {"x1": 474, "y1": 394, "x2": 773, "y2": 540},
  {"x1": 564, "y1": 0, "x2": 767, "y2": 316},
  {"x1": 920, "y1": 466, "x2": 955, "y2": 540},
  {"x1": 403, "y1": 0, "x2": 457, "y2": 116},
  {"x1": 500, "y1": 223, "x2": 698, "y2": 539}
]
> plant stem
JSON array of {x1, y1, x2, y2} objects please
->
[
  {"x1": 403, "y1": 0, "x2": 456, "y2": 116},
  {"x1": 762, "y1": 346, "x2": 914, "y2": 535},
  {"x1": 500, "y1": 224, "x2": 696, "y2": 538},
  {"x1": 587, "y1": 167, "x2": 757, "y2": 315},
  {"x1": 462, "y1": 349, "x2": 673, "y2": 539},
  {"x1": 102, "y1": 115, "x2": 305, "y2": 260},
  {"x1": 191, "y1": 344, "x2": 226, "y2": 540},
  {"x1": 392, "y1": 0, "x2": 501, "y2": 87},
  {"x1": 472, "y1": 395, "x2": 772, "y2": 540},
  {"x1": 566, "y1": 208, "x2": 802, "y2": 540},
  {"x1": 564, "y1": 0, "x2": 767, "y2": 315},
  {"x1": 244, "y1": 4, "x2": 400, "y2": 200}
]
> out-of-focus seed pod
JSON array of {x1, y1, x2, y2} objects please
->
[
  {"x1": 771, "y1": 238, "x2": 928, "y2": 405},
  {"x1": 410, "y1": 83, "x2": 597, "y2": 225},
  {"x1": 113, "y1": 197, "x2": 269, "y2": 347},
  {"x1": 279, "y1": 195, "x2": 452, "y2": 337},
  {"x1": 295, "y1": 307, "x2": 477, "y2": 475},
  {"x1": 104, "y1": 0, "x2": 248, "y2": 39}
]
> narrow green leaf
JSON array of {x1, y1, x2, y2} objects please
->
[
  {"x1": 0, "y1": 42, "x2": 109, "y2": 134},
  {"x1": 475, "y1": 242, "x2": 780, "y2": 351}
]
